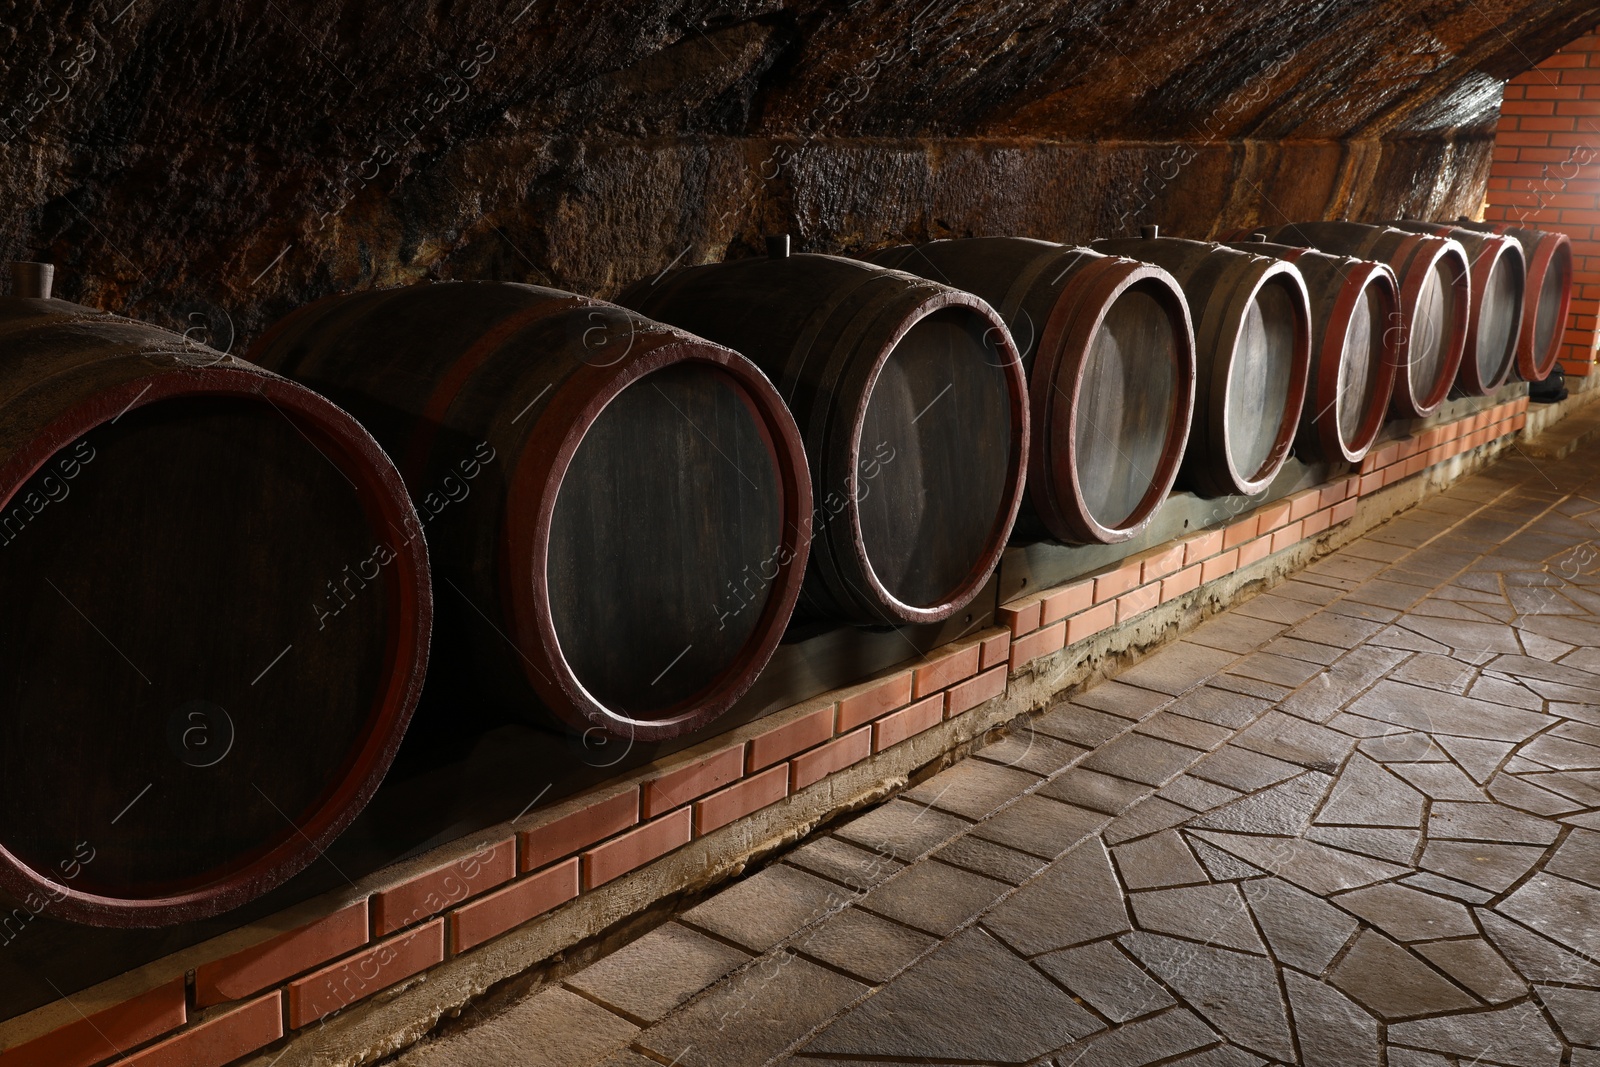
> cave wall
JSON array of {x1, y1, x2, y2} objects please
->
[{"x1": 2, "y1": 0, "x2": 1598, "y2": 349}]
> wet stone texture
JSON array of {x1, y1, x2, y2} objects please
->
[{"x1": 397, "y1": 441, "x2": 1600, "y2": 1065}]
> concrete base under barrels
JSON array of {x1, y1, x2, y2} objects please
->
[{"x1": 0, "y1": 380, "x2": 1592, "y2": 1067}]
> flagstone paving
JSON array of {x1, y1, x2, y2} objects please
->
[{"x1": 396, "y1": 435, "x2": 1600, "y2": 1067}]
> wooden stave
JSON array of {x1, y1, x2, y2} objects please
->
[
  {"x1": 619, "y1": 254, "x2": 1029, "y2": 627},
  {"x1": 1225, "y1": 240, "x2": 1401, "y2": 464},
  {"x1": 250, "y1": 281, "x2": 812, "y2": 742},
  {"x1": 1091, "y1": 236, "x2": 1313, "y2": 499},
  {"x1": 0, "y1": 296, "x2": 432, "y2": 928},
  {"x1": 867, "y1": 237, "x2": 1196, "y2": 546},
  {"x1": 1249, "y1": 222, "x2": 1471, "y2": 419}
]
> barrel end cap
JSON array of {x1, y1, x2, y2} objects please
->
[{"x1": 10, "y1": 262, "x2": 54, "y2": 300}]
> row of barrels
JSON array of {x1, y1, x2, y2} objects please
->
[{"x1": 0, "y1": 218, "x2": 1570, "y2": 928}]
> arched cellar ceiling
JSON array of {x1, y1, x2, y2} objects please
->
[
  {"x1": 3, "y1": 0, "x2": 1598, "y2": 332},
  {"x1": 4, "y1": 0, "x2": 1597, "y2": 147},
  {"x1": 772, "y1": 0, "x2": 1599, "y2": 140}
]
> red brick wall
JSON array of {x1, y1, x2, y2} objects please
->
[{"x1": 1486, "y1": 27, "x2": 1600, "y2": 376}]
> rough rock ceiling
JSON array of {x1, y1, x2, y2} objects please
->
[
  {"x1": 6, "y1": 1, "x2": 1595, "y2": 144},
  {"x1": 1, "y1": 0, "x2": 1596, "y2": 333}
]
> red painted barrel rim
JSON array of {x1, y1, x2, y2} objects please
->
[
  {"x1": 1236, "y1": 224, "x2": 1470, "y2": 421},
  {"x1": 1391, "y1": 236, "x2": 1472, "y2": 418},
  {"x1": 1408, "y1": 223, "x2": 1529, "y2": 390},
  {"x1": 1317, "y1": 263, "x2": 1401, "y2": 463},
  {"x1": 1264, "y1": 247, "x2": 1401, "y2": 464},
  {"x1": 1036, "y1": 258, "x2": 1196, "y2": 543},
  {"x1": 1441, "y1": 231, "x2": 1524, "y2": 397},
  {"x1": 1519, "y1": 231, "x2": 1573, "y2": 381},
  {"x1": 0, "y1": 365, "x2": 431, "y2": 926},
  {"x1": 504, "y1": 334, "x2": 812, "y2": 741},
  {"x1": 837, "y1": 286, "x2": 1029, "y2": 625},
  {"x1": 1202, "y1": 256, "x2": 1313, "y2": 497}
]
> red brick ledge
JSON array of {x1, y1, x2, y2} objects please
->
[{"x1": 0, "y1": 396, "x2": 1531, "y2": 1067}]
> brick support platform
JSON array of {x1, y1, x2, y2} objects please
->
[
  {"x1": 1487, "y1": 23, "x2": 1600, "y2": 376},
  {"x1": 1, "y1": 389, "x2": 1590, "y2": 1067}
]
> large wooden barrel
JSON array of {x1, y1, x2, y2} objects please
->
[
  {"x1": 865, "y1": 239, "x2": 1195, "y2": 545},
  {"x1": 1090, "y1": 230, "x2": 1311, "y2": 499},
  {"x1": 1391, "y1": 221, "x2": 1525, "y2": 396},
  {"x1": 0, "y1": 290, "x2": 431, "y2": 927},
  {"x1": 1227, "y1": 237, "x2": 1401, "y2": 464},
  {"x1": 1452, "y1": 219, "x2": 1573, "y2": 381},
  {"x1": 250, "y1": 282, "x2": 810, "y2": 741},
  {"x1": 1249, "y1": 222, "x2": 1471, "y2": 418},
  {"x1": 619, "y1": 248, "x2": 1028, "y2": 627}
]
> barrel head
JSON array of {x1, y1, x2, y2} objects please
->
[
  {"x1": 857, "y1": 307, "x2": 1015, "y2": 610},
  {"x1": 1074, "y1": 287, "x2": 1182, "y2": 533},
  {"x1": 1225, "y1": 277, "x2": 1301, "y2": 485},
  {"x1": 546, "y1": 362, "x2": 786, "y2": 719},
  {"x1": 0, "y1": 374, "x2": 429, "y2": 926}
]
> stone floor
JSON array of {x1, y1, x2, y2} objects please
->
[{"x1": 396, "y1": 431, "x2": 1600, "y2": 1067}]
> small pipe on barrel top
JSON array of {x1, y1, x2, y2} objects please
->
[{"x1": 11, "y1": 262, "x2": 54, "y2": 299}]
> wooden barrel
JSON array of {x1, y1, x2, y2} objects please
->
[
  {"x1": 0, "y1": 293, "x2": 431, "y2": 927},
  {"x1": 866, "y1": 238, "x2": 1195, "y2": 545},
  {"x1": 1452, "y1": 219, "x2": 1573, "y2": 381},
  {"x1": 250, "y1": 282, "x2": 811, "y2": 741},
  {"x1": 1391, "y1": 221, "x2": 1525, "y2": 396},
  {"x1": 1249, "y1": 222, "x2": 1471, "y2": 418},
  {"x1": 1227, "y1": 237, "x2": 1401, "y2": 464},
  {"x1": 619, "y1": 249, "x2": 1028, "y2": 626},
  {"x1": 1090, "y1": 231, "x2": 1311, "y2": 499}
]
